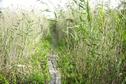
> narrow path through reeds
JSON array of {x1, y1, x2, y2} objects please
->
[{"x1": 48, "y1": 53, "x2": 61, "y2": 84}]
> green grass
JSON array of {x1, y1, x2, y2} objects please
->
[
  {"x1": 55, "y1": 1, "x2": 126, "y2": 84},
  {"x1": 0, "y1": 9, "x2": 50, "y2": 83},
  {"x1": 0, "y1": 1, "x2": 126, "y2": 84}
]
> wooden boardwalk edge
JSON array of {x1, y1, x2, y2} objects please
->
[{"x1": 48, "y1": 54, "x2": 61, "y2": 84}]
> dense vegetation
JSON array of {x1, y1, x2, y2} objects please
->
[
  {"x1": 57, "y1": 1, "x2": 126, "y2": 84},
  {"x1": 0, "y1": 10, "x2": 50, "y2": 83},
  {"x1": 0, "y1": 0, "x2": 126, "y2": 84}
]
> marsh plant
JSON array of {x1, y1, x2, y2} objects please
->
[
  {"x1": 0, "y1": 9, "x2": 50, "y2": 83},
  {"x1": 55, "y1": 0, "x2": 126, "y2": 84},
  {"x1": 0, "y1": 0, "x2": 126, "y2": 84}
]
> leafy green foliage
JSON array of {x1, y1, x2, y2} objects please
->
[
  {"x1": 0, "y1": 1, "x2": 126, "y2": 84},
  {"x1": 30, "y1": 39, "x2": 51, "y2": 83},
  {"x1": 0, "y1": 10, "x2": 50, "y2": 83},
  {"x1": 56, "y1": 1, "x2": 126, "y2": 84}
]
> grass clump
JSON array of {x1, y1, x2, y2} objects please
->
[
  {"x1": 55, "y1": 1, "x2": 126, "y2": 84},
  {"x1": 0, "y1": 0, "x2": 126, "y2": 84},
  {"x1": 0, "y1": 9, "x2": 50, "y2": 83}
]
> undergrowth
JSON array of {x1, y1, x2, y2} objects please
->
[
  {"x1": 56, "y1": 1, "x2": 126, "y2": 84},
  {"x1": 0, "y1": 10, "x2": 50, "y2": 83},
  {"x1": 0, "y1": 0, "x2": 126, "y2": 84}
]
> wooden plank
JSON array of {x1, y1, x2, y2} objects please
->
[{"x1": 48, "y1": 54, "x2": 61, "y2": 84}]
